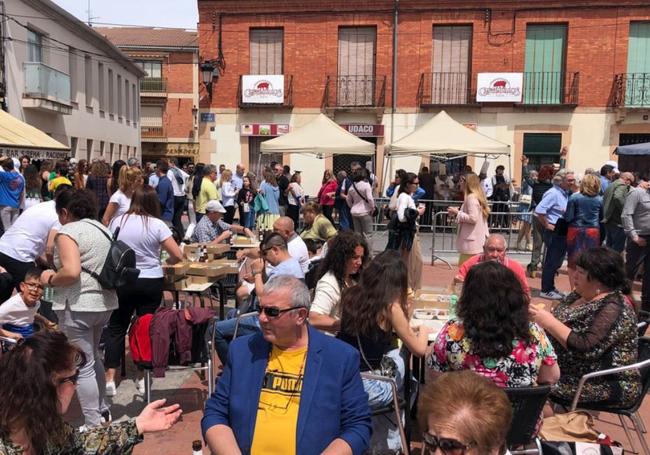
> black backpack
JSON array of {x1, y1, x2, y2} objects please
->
[{"x1": 82, "y1": 221, "x2": 140, "y2": 289}]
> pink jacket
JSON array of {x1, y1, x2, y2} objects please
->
[{"x1": 455, "y1": 194, "x2": 489, "y2": 255}]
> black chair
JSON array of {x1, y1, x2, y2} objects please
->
[
  {"x1": 562, "y1": 336, "x2": 650, "y2": 455},
  {"x1": 638, "y1": 310, "x2": 650, "y2": 337},
  {"x1": 504, "y1": 385, "x2": 552, "y2": 455}
]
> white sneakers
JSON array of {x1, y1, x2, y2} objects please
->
[
  {"x1": 105, "y1": 381, "x2": 117, "y2": 397},
  {"x1": 539, "y1": 289, "x2": 566, "y2": 300}
]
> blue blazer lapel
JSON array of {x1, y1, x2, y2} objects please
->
[
  {"x1": 296, "y1": 326, "x2": 323, "y2": 447},
  {"x1": 243, "y1": 336, "x2": 271, "y2": 452}
]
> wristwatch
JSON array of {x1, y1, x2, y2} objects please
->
[{"x1": 47, "y1": 273, "x2": 55, "y2": 287}]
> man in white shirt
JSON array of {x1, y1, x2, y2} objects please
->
[{"x1": 167, "y1": 158, "x2": 189, "y2": 238}]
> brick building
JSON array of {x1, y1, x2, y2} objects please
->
[
  {"x1": 97, "y1": 27, "x2": 200, "y2": 166},
  {"x1": 198, "y1": 0, "x2": 650, "y2": 195}
]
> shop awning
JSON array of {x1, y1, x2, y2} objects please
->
[
  {"x1": 615, "y1": 142, "x2": 650, "y2": 156},
  {"x1": 385, "y1": 110, "x2": 511, "y2": 158},
  {"x1": 0, "y1": 109, "x2": 69, "y2": 159},
  {"x1": 260, "y1": 114, "x2": 375, "y2": 157}
]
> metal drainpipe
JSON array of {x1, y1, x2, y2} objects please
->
[{"x1": 387, "y1": 0, "x2": 399, "y2": 190}]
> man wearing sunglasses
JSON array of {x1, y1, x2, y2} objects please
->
[{"x1": 203, "y1": 275, "x2": 371, "y2": 455}]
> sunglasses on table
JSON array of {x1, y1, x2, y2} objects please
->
[
  {"x1": 259, "y1": 306, "x2": 305, "y2": 318},
  {"x1": 57, "y1": 369, "x2": 80, "y2": 386},
  {"x1": 422, "y1": 432, "x2": 474, "y2": 454}
]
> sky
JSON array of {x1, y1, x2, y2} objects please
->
[{"x1": 51, "y1": 0, "x2": 199, "y2": 29}]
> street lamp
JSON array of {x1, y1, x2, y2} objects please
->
[{"x1": 201, "y1": 60, "x2": 217, "y2": 98}]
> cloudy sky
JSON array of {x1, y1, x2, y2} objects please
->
[{"x1": 52, "y1": 0, "x2": 198, "y2": 29}]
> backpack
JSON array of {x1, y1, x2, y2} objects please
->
[
  {"x1": 129, "y1": 314, "x2": 153, "y2": 368},
  {"x1": 82, "y1": 221, "x2": 140, "y2": 289}
]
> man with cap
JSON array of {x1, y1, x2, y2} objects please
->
[
  {"x1": 191, "y1": 200, "x2": 254, "y2": 244},
  {"x1": 600, "y1": 164, "x2": 617, "y2": 195}
]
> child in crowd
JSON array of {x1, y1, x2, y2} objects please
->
[{"x1": 0, "y1": 267, "x2": 55, "y2": 340}]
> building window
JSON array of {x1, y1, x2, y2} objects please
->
[
  {"x1": 249, "y1": 29, "x2": 283, "y2": 74},
  {"x1": 69, "y1": 47, "x2": 77, "y2": 104},
  {"x1": 86, "y1": 139, "x2": 93, "y2": 161},
  {"x1": 132, "y1": 83, "x2": 137, "y2": 123},
  {"x1": 84, "y1": 55, "x2": 93, "y2": 107},
  {"x1": 117, "y1": 74, "x2": 123, "y2": 118},
  {"x1": 70, "y1": 137, "x2": 78, "y2": 158},
  {"x1": 27, "y1": 30, "x2": 42, "y2": 62},
  {"x1": 522, "y1": 133, "x2": 562, "y2": 169},
  {"x1": 108, "y1": 69, "x2": 114, "y2": 114},
  {"x1": 98, "y1": 62, "x2": 105, "y2": 111},
  {"x1": 136, "y1": 60, "x2": 162, "y2": 78},
  {"x1": 524, "y1": 24, "x2": 567, "y2": 104},
  {"x1": 125, "y1": 80, "x2": 130, "y2": 122},
  {"x1": 625, "y1": 22, "x2": 650, "y2": 107},
  {"x1": 337, "y1": 27, "x2": 376, "y2": 106},
  {"x1": 431, "y1": 25, "x2": 472, "y2": 104},
  {"x1": 100, "y1": 140, "x2": 106, "y2": 156}
]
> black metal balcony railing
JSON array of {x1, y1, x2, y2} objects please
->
[
  {"x1": 611, "y1": 73, "x2": 650, "y2": 108},
  {"x1": 238, "y1": 75, "x2": 293, "y2": 108},
  {"x1": 323, "y1": 75, "x2": 386, "y2": 109},
  {"x1": 140, "y1": 78, "x2": 167, "y2": 93},
  {"x1": 522, "y1": 71, "x2": 579, "y2": 106},
  {"x1": 417, "y1": 72, "x2": 475, "y2": 106}
]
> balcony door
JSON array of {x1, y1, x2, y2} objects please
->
[
  {"x1": 524, "y1": 24, "x2": 566, "y2": 104},
  {"x1": 250, "y1": 29, "x2": 283, "y2": 75},
  {"x1": 141, "y1": 105, "x2": 163, "y2": 139},
  {"x1": 432, "y1": 26, "x2": 471, "y2": 104},
  {"x1": 338, "y1": 27, "x2": 376, "y2": 106},
  {"x1": 626, "y1": 22, "x2": 650, "y2": 107}
]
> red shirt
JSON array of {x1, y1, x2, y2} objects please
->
[
  {"x1": 318, "y1": 180, "x2": 338, "y2": 206},
  {"x1": 457, "y1": 254, "x2": 531, "y2": 296}
]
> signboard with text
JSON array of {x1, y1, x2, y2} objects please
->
[
  {"x1": 200, "y1": 113, "x2": 215, "y2": 122},
  {"x1": 0, "y1": 147, "x2": 69, "y2": 160},
  {"x1": 240, "y1": 123, "x2": 290, "y2": 137},
  {"x1": 242, "y1": 75, "x2": 285, "y2": 104},
  {"x1": 341, "y1": 124, "x2": 384, "y2": 137},
  {"x1": 476, "y1": 73, "x2": 523, "y2": 102}
]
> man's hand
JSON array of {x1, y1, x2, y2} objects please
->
[
  {"x1": 250, "y1": 258, "x2": 264, "y2": 275},
  {"x1": 546, "y1": 223, "x2": 555, "y2": 232},
  {"x1": 560, "y1": 146, "x2": 568, "y2": 157},
  {"x1": 634, "y1": 236, "x2": 647, "y2": 247},
  {"x1": 639, "y1": 181, "x2": 650, "y2": 190},
  {"x1": 521, "y1": 155, "x2": 529, "y2": 165}
]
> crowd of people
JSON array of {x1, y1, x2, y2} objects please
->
[{"x1": 0, "y1": 150, "x2": 646, "y2": 454}]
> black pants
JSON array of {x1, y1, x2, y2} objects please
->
[
  {"x1": 287, "y1": 204, "x2": 300, "y2": 229},
  {"x1": 0, "y1": 252, "x2": 34, "y2": 302},
  {"x1": 172, "y1": 196, "x2": 186, "y2": 239},
  {"x1": 224, "y1": 205, "x2": 236, "y2": 224},
  {"x1": 322, "y1": 205, "x2": 334, "y2": 225},
  {"x1": 626, "y1": 236, "x2": 650, "y2": 312},
  {"x1": 103, "y1": 277, "x2": 164, "y2": 369}
]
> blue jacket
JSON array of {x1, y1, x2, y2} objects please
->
[
  {"x1": 156, "y1": 175, "x2": 174, "y2": 221},
  {"x1": 202, "y1": 325, "x2": 371, "y2": 454}
]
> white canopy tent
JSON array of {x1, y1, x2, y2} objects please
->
[{"x1": 260, "y1": 113, "x2": 375, "y2": 157}]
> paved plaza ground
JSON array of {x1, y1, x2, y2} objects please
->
[{"x1": 63, "y1": 254, "x2": 650, "y2": 453}]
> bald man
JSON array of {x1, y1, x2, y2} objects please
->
[
  {"x1": 454, "y1": 234, "x2": 530, "y2": 296},
  {"x1": 603, "y1": 171, "x2": 635, "y2": 252}
]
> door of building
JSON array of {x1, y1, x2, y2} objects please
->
[
  {"x1": 619, "y1": 133, "x2": 650, "y2": 179},
  {"x1": 524, "y1": 25, "x2": 567, "y2": 104},
  {"x1": 333, "y1": 138, "x2": 377, "y2": 180},
  {"x1": 432, "y1": 25, "x2": 472, "y2": 104},
  {"x1": 523, "y1": 133, "x2": 562, "y2": 169},
  {"x1": 249, "y1": 136, "x2": 281, "y2": 185}
]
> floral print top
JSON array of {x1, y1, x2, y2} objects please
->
[
  {"x1": 427, "y1": 319, "x2": 557, "y2": 388},
  {"x1": 0, "y1": 419, "x2": 143, "y2": 454},
  {"x1": 550, "y1": 291, "x2": 641, "y2": 406}
]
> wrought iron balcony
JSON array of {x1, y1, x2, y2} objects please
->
[
  {"x1": 611, "y1": 73, "x2": 650, "y2": 108},
  {"x1": 417, "y1": 72, "x2": 476, "y2": 106},
  {"x1": 140, "y1": 77, "x2": 167, "y2": 94},
  {"x1": 323, "y1": 75, "x2": 386, "y2": 109},
  {"x1": 521, "y1": 71, "x2": 579, "y2": 106},
  {"x1": 141, "y1": 126, "x2": 165, "y2": 140},
  {"x1": 238, "y1": 75, "x2": 293, "y2": 108},
  {"x1": 23, "y1": 62, "x2": 71, "y2": 105}
]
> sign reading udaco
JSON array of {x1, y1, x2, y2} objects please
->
[
  {"x1": 242, "y1": 75, "x2": 285, "y2": 104},
  {"x1": 341, "y1": 124, "x2": 384, "y2": 137},
  {"x1": 476, "y1": 73, "x2": 523, "y2": 103}
]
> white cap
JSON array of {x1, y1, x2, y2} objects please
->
[
  {"x1": 605, "y1": 160, "x2": 620, "y2": 174},
  {"x1": 11, "y1": 158, "x2": 20, "y2": 170},
  {"x1": 206, "y1": 200, "x2": 226, "y2": 213}
]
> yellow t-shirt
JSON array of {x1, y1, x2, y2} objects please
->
[
  {"x1": 195, "y1": 177, "x2": 218, "y2": 214},
  {"x1": 251, "y1": 346, "x2": 307, "y2": 455}
]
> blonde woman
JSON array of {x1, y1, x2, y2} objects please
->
[
  {"x1": 447, "y1": 173, "x2": 490, "y2": 266},
  {"x1": 102, "y1": 166, "x2": 143, "y2": 226},
  {"x1": 564, "y1": 173, "x2": 603, "y2": 288},
  {"x1": 220, "y1": 169, "x2": 237, "y2": 224}
]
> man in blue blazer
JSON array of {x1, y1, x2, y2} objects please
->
[{"x1": 202, "y1": 275, "x2": 371, "y2": 454}]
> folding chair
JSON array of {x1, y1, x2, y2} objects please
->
[{"x1": 504, "y1": 385, "x2": 552, "y2": 455}]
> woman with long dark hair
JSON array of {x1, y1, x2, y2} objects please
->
[
  {"x1": 428, "y1": 261, "x2": 559, "y2": 388},
  {"x1": 0, "y1": 331, "x2": 182, "y2": 453},
  {"x1": 21, "y1": 164, "x2": 42, "y2": 210},
  {"x1": 186, "y1": 163, "x2": 204, "y2": 225},
  {"x1": 86, "y1": 161, "x2": 110, "y2": 222},
  {"x1": 104, "y1": 186, "x2": 183, "y2": 396},
  {"x1": 108, "y1": 160, "x2": 126, "y2": 195},
  {"x1": 309, "y1": 231, "x2": 369, "y2": 333},
  {"x1": 338, "y1": 250, "x2": 431, "y2": 452},
  {"x1": 235, "y1": 175, "x2": 256, "y2": 230},
  {"x1": 530, "y1": 247, "x2": 641, "y2": 407},
  {"x1": 73, "y1": 159, "x2": 88, "y2": 190}
]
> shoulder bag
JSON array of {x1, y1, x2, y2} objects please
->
[{"x1": 351, "y1": 181, "x2": 379, "y2": 218}]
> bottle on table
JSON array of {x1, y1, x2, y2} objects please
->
[{"x1": 192, "y1": 440, "x2": 203, "y2": 455}]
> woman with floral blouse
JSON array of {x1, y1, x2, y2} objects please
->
[{"x1": 428, "y1": 261, "x2": 560, "y2": 388}]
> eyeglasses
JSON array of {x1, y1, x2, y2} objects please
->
[
  {"x1": 422, "y1": 432, "x2": 474, "y2": 454},
  {"x1": 23, "y1": 282, "x2": 43, "y2": 292},
  {"x1": 57, "y1": 369, "x2": 80, "y2": 386},
  {"x1": 259, "y1": 306, "x2": 304, "y2": 318}
]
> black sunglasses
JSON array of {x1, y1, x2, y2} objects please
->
[
  {"x1": 259, "y1": 306, "x2": 304, "y2": 318},
  {"x1": 58, "y1": 369, "x2": 80, "y2": 386},
  {"x1": 422, "y1": 432, "x2": 474, "y2": 454}
]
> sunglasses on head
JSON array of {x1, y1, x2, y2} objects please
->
[
  {"x1": 57, "y1": 369, "x2": 80, "y2": 386},
  {"x1": 422, "y1": 432, "x2": 474, "y2": 454},
  {"x1": 259, "y1": 306, "x2": 304, "y2": 318}
]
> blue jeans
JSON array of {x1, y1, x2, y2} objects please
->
[
  {"x1": 363, "y1": 348, "x2": 405, "y2": 452},
  {"x1": 605, "y1": 224, "x2": 626, "y2": 253},
  {"x1": 337, "y1": 204, "x2": 352, "y2": 231},
  {"x1": 541, "y1": 229, "x2": 567, "y2": 293},
  {"x1": 214, "y1": 312, "x2": 260, "y2": 364}
]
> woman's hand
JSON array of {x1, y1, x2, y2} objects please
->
[
  {"x1": 135, "y1": 399, "x2": 182, "y2": 434},
  {"x1": 529, "y1": 304, "x2": 556, "y2": 329},
  {"x1": 447, "y1": 206, "x2": 459, "y2": 216}
]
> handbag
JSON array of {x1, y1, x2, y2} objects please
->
[
  {"x1": 356, "y1": 334, "x2": 397, "y2": 378},
  {"x1": 539, "y1": 411, "x2": 601, "y2": 442},
  {"x1": 351, "y1": 181, "x2": 378, "y2": 218}
]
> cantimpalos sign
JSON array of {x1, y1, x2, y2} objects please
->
[
  {"x1": 242, "y1": 75, "x2": 285, "y2": 104},
  {"x1": 476, "y1": 73, "x2": 523, "y2": 103}
]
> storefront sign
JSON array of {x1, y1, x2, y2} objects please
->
[
  {"x1": 476, "y1": 73, "x2": 523, "y2": 102},
  {"x1": 341, "y1": 124, "x2": 384, "y2": 137},
  {"x1": 164, "y1": 143, "x2": 200, "y2": 157},
  {"x1": 0, "y1": 147, "x2": 69, "y2": 160},
  {"x1": 240, "y1": 123, "x2": 290, "y2": 136},
  {"x1": 242, "y1": 75, "x2": 285, "y2": 104},
  {"x1": 200, "y1": 113, "x2": 215, "y2": 122}
]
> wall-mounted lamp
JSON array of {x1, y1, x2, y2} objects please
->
[{"x1": 201, "y1": 60, "x2": 219, "y2": 99}]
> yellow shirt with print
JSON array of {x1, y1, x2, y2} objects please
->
[
  {"x1": 196, "y1": 177, "x2": 219, "y2": 214},
  {"x1": 251, "y1": 346, "x2": 307, "y2": 455}
]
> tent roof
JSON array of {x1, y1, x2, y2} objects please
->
[
  {"x1": 385, "y1": 110, "x2": 511, "y2": 157},
  {"x1": 0, "y1": 110, "x2": 69, "y2": 159},
  {"x1": 260, "y1": 114, "x2": 375, "y2": 156},
  {"x1": 615, "y1": 142, "x2": 650, "y2": 156}
]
